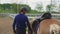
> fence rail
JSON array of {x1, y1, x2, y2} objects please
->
[
  {"x1": 0, "y1": 13, "x2": 60, "y2": 20},
  {"x1": 8, "y1": 14, "x2": 60, "y2": 20}
]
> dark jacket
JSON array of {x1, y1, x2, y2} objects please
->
[{"x1": 13, "y1": 14, "x2": 31, "y2": 33}]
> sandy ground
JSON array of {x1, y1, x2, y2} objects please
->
[
  {"x1": 0, "y1": 17, "x2": 29, "y2": 34},
  {"x1": 0, "y1": 17, "x2": 14, "y2": 34}
]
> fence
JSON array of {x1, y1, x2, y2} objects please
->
[
  {"x1": 9, "y1": 14, "x2": 60, "y2": 20},
  {"x1": 0, "y1": 13, "x2": 60, "y2": 20}
]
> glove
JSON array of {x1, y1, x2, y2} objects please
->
[{"x1": 13, "y1": 28, "x2": 16, "y2": 33}]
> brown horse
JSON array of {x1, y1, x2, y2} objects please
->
[
  {"x1": 29, "y1": 12, "x2": 60, "y2": 34},
  {"x1": 37, "y1": 19, "x2": 60, "y2": 34}
]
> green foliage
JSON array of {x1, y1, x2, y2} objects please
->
[
  {"x1": 18, "y1": 4, "x2": 31, "y2": 13},
  {"x1": 0, "y1": 4, "x2": 31, "y2": 13},
  {"x1": 46, "y1": 5, "x2": 51, "y2": 12},
  {"x1": 46, "y1": 4, "x2": 57, "y2": 12},
  {"x1": 59, "y1": 4, "x2": 60, "y2": 11},
  {"x1": 27, "y1": 10, "x2": 43, "y2": 14},
  {"x1": 35, "y1": 3, "x2": 43, "y2": 12}
]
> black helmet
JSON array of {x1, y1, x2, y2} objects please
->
[{"x1": 21, "y1": 7, "x2": 28, "y2": 11}]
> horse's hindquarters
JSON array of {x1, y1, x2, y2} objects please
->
[
  {"x1": 37, "y1": 19, "x2": 60, "y2": 34},
  {"x1": 50, "y1": 24, "x2": 60, "y2": 34}
]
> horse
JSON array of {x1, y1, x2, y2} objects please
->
[
  {"x1": 37, "y1": 19, "x2": 60, "y2": 34},
  {"x1": 29, "y1": 12, "x2": 52, "y2": 34},
  {"x1": 29, "y1": 12, "x2": 60, "y2": 34}
]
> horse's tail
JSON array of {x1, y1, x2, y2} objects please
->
[{"x1": 50, "y1": 24, "x2": 60, "y2": 34}]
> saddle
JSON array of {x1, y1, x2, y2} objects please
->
[
  {"x1": 32, "y1": 18, "x2": 43, "y2": 34},
  {"x1": 32, "y1": 18, "x2": 41, "y2": 29},
  {"x1": 32, "y1": 18, "x2": 51, "y2": 34},
  {"x1": 32, "y1": 17, "x2": 51, "y2": 30}
]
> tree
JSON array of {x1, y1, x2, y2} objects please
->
[
  {"x1": 0, "y1": 4, "x2": 31, "y2": 13},
  {"x1": 46, "y1": 5, "x2": 51, "y2": 12},
  {"x1": 46, "y1": 4, "x2": 56, "y2": 12},
  {"x1": 35, "y1": 3, "x2": 43, "y2": 12},
  {"x1": 19, "y1": 4, "x2": 31, "y2": 13},
  {"x1": 58, "y1": 4, "x2": 60, "y2": 12}
]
